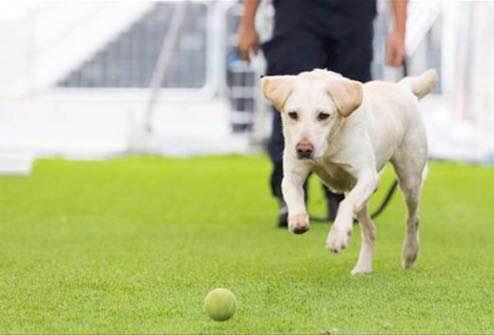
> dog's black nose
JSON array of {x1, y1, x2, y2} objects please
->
[
  {"x1": 296, "y1": 148, "x2": 313, "y2": 159},
  {"x1": 296, "y1": 140, "x2": 314, "y2": 159}
]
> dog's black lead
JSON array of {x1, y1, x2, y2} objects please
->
[
  {"x1": 369, "y1": 179, "x2": 399, "y2": 220},
  {"x1": 309, "y1": 178, "x2": 399, "y2": 223}
]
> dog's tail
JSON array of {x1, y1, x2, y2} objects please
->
[{"x1": 400, "y1": 69, "x2": 438, "y2": 100}]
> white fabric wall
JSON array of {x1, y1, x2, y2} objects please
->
[
  {"x1": 0, "y1": 2, "x2": 152, "y2": 97},
  {"x1": 428, "y1": 1, "x2": 494, "y2": 162}
]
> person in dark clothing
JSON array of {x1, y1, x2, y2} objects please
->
[{"x1": 237, "y1": 0, "x2": 407, "y2": 227}]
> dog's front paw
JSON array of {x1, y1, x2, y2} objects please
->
[
  {"x1": 326, "y1": 226, "x2": 352, "y2": 253},
  {"x1": 288, "y1": 213, "x2": 310, "y2": 234},
  {"x1": 351, "y1": 265, "x2": 373, "y2": 276}
]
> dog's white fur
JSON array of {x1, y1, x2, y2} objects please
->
[{"x1": 261, "y1": 69, "x2": 437, "y2": 274}]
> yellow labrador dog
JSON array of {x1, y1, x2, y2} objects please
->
[{"x1": 261, "y1": 69, "x2": 437, "y2": 274}]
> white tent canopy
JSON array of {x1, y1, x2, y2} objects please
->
[{"x1": 1, "y1": 1, "x2": 494, "y2": 164}]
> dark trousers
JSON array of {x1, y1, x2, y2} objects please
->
[{"x1": 263, "y1": 16, "x2": 374, "y2": 217}]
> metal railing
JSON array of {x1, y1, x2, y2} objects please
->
[{"x1": 54, "y1": 0, "x2": 443, "y2": 137}]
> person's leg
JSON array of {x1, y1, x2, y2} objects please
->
[
  {"x1": 322, "y1": 187, "x2": 345, "y2": 222},
  {"x1": 322, "y1": 20, "x2": 375, "y2": 221},
  {"x1": 266, "y1": 109, "x2": 289, "y2": 226},
  {"x1": 263, "y1": 29, "x2": 329, "y2": 226},
  {"x1": 333, "y1": 20, "x2": 374, "y2": 82}
]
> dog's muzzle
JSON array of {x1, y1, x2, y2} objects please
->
[{"x1": 296, "y1": 140, "x2": 314, "y2": 159}]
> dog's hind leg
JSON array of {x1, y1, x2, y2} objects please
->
[
  {"x1": 352, "y1": 204, "x2": 376, "y2": 275},
  {"x1": 398, "y1": 174, "x2": 422, "y2": 268},
  {"x1": 391, "y1": 133, "x2": 427, "y2": 269}
]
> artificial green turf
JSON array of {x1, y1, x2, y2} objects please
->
[{"x1": 0, "y1": 156, "x2": 493, "y2": 334}]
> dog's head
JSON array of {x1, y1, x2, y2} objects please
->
[{"x1": 261, "y1": 69, "x2": 363, "y2": 160}]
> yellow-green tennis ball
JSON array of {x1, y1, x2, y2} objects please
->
[{"x1": 204, "y1": 288, "x2": 236, "y2": 321}]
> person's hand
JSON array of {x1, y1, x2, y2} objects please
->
[
  {"x1": 386, "y1": 31, "x2": 406, "y2": 67},
  {"x1": 237, "y1": 22, "x2": 259, "y2": 63}
]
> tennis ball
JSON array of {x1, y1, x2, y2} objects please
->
[{"x1": 204, "y1": 288, "x2": 236, "y2": 321}]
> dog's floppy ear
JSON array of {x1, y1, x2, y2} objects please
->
[
  {"x1": 326, "y1": 79, "x2": 363, "y2": 117},
  {"x1": 261, "y1": 75, "x2": 294, "y2": 111}
]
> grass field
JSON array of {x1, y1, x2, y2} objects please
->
[{"x1": 0, "y1": 156, "x2": 493, "y2": 334}]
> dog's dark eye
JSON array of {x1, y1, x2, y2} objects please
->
[
  {"x1": 317, "y1": 112, "x2": 330, "y2": 121},
  {"x1": 288, "y1": 111, "x2": 299, "y2": 120}
]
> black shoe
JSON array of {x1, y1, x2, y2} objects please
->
[{"x1": 277, "y1": 204, "x2": 288, "y2": 228}]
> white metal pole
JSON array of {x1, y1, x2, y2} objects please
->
[{"x1": 143, "y1": 1, "x2": 188, "y2": 133}]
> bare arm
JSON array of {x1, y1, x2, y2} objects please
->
[
  {"x1": 386, "y1": 0, "x2": 408, "y2": 67},
  {"x1": 240, "y1": 0, "x2": 261, "y2": 27},
  {"x1": 391, "y1": 0, "x2": 407, "y2": 38},
  {"x1": 237, "y1": 0, "x2": 261, "y2": 62}
]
